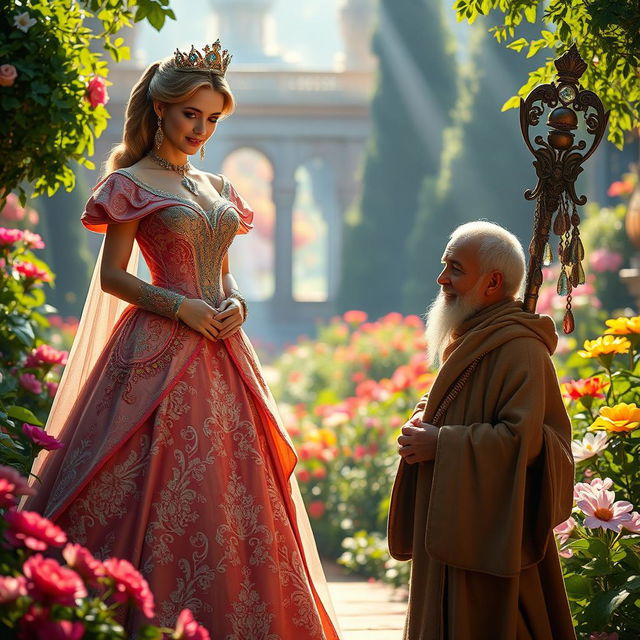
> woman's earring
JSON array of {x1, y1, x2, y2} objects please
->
[
  {"x1": 200, "y1": 143, "x2": 206, "y2": 161},
  {"x1": 154, "y1": 116, "x2": 164, "y2": 150}
]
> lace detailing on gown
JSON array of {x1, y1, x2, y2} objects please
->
[{"x1": 136, "y1": 281, "x2": 184, "y2": 319}]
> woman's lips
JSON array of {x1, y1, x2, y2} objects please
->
[{"x1": 186, "y1": 137, "x2": 203, "y2": 146}]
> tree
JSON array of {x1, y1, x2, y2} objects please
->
[
  {"x1": 0, "y1": 0, "x2": 175, "y2": 204},
  {"x1": 404, "y1": 22, "x2": 543, "y2": 310},
  {"x1": 337, "y1": 0, "x2": 457, "y2": 318},
  {"x1": 453, "y1": 0, "x2": 640, "y2": 148}
]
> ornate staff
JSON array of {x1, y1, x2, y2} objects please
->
[{"x1": 520, "y1": 44, "x2": 609, "y2": 333}]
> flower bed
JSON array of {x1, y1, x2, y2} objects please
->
[
  {"x1": 270, "y1": 310, "x2": 640, "y2": 636},
  {"x1": 269, "y1": 311, "x2": 433, "y2": 585}
]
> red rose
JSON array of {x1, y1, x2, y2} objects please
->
[
  {"x1": 63, "y1": 543, "x2": 104, "y2": 587},
  {"x1": 103, "y1": 558, "x2": 155, "y2": 618},
  {"x1": 85, "y1": 76, "x2": 109, "y2": 108},
  {"x1": 173, "y1": 608, "x2": 211, "y2": 640},
  {"x1": 308, "y1": 500, "x2": 326, "y2": 519},
  {"x1": 19, "y1": 605, "x2": 85, "y2": 640},
  {"x1": 0, "y1": 464, "x2": 35, "y2": 508},
  {"x1": 4, "y1": 509, "x2": 67, "y2": 551},
  {"x1": 23, "y1": 554, "x2": 87, "y2": 606}
]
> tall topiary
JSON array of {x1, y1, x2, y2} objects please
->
[
  {"x1": 404, "y1": 21, "x2": 543, "y2": 311},
  {"x1": 338, "y1": 0, "x2": 457, "y2": 318}
]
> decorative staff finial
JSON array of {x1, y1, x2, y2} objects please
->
[{"x1": 520, "y1": 43, "x2": 609, "y2": 333}]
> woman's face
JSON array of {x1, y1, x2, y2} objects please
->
[{"x1": 156, "y1": 86, "x2": 225, "y2": 157}]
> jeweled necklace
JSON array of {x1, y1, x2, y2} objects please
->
[{"x1": 147, "y1": 151, "x2": 199, "y2": 196}]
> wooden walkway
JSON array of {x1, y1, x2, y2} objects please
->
[{"x1": 325, "y1": 562, "x2": 406, "y2": 640}]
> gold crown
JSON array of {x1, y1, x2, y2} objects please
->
[{"x1": 174, "y1": 40, "x2": 232, "y2": 75}]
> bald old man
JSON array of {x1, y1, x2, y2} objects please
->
[{"x1": 388, "y1": 222, "x2": 576, "y2": 639}]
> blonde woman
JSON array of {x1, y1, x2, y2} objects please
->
[{"x1": 26, "y1": 42, "x2": 340, "y2": 639}]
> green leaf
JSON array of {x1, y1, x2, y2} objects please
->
[
  {"x1": 501, "y1": 95, "x2": 521, "y2": 112},
  {"x1": 507, "y1": 37, "x2": 528, "y2": 52},
  {"x1": 7, "y1": 406, "x2": 44, "y2": 427},
  {"x1": 583, "y1": 588, "x2": 631, "y2": 629},
  {"x1": 564, "y1": 573, "x2": 592, "y2": 599}
]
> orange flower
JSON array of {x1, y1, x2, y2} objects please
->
[
  {"x1": 590, "y1": 403, "x2": 640, "y2": 433},
  {"x1": 562, "y1": 377, "x2": 609, "y2": 401},
  {"x1": 343, "y1": 310, "x2": 367, "y2": 324},
  {"x1": 604, "y1": 316, "x2": 640, "y2": 335},
  {"x1": 578, "y1": 335, "x2": 630, "y2": 359}
]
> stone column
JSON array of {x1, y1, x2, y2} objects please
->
[{"x1": 272, "y1": 170, "x2": 296, "y2": 311}]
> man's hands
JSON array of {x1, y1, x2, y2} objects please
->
[
  {"x1": 397, "y1": 417, "x2": 439, "y2": 464},
  {"x1": 176, "y1": 296, "x2": 245, "y2": 341}
]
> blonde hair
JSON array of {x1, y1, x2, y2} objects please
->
[
  {"x1": 104, "y1": 56, "x2": 235, "y2": 174},
  {"x1": 449, "y1": 221, "x2": 526, "y2": 298}
]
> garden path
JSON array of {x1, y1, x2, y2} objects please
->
[{"x1": 324, "y1": 561, "x2": 406, "y2": 639}]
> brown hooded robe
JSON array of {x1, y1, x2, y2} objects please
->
[{"x1": 388, "y1": 300, "x2": 576, "y2": 640}]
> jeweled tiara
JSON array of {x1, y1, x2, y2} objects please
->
[{"x1": 174, "y1": 39, "x2": 232, "y2": 76}]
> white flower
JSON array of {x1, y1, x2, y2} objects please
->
[
  {"x1": 14, "y1": 11, "x2": 37, "y2": 33},
  {"x1": 571, "y1": 431, "x2": 609, "y2": 462}
]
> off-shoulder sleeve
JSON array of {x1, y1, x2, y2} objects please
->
[
  {"x1": 81, "y1": 171, "x2": 167, "y2": 233},
  {"x1": 222, "y1": 176, "x2": 254, "y2": 235}
]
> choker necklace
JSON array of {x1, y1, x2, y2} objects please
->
[{"x1": 147, "y1": 151, "x2": 199, "y2": 196}]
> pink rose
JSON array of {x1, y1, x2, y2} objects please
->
[
  {"x1": 589, "y1": 634, "x2": 619, "y2": 640},
  {"x1": 0, "y1": 464, "x2": 35, "y2": 508},
  {"x1": 19, "y1": 373, "x2": 43, "y2": 394},
  {"x1": 46, "y1": 381, "x2": 59, "y2": 398},
  {"x1": 102, "y1": 558, "x2": 155, "y2": 618},
  {"x1": 0, "y1": 575, "x2": 27, "y2": 604},
  {"x1": 26, "y1": 344, "x2": 68, "y2": 367},
  {"x1": 4, "y1": 508, "x2": 67, "y2": 551},
  {"x1": 0, "y1": 226, "x2": 24, "y2": 245},
  {"x1": 23, "y1": 554, "x2": 87, "y2": 606},
  {"x1": 173, "y1": 608, "x2": 211, "y2": 640},
  {"x1": 22, "y1": 423, "x2": 64, "y2": 450},
  {"x1": 85, "y1": 76, "x2": 109, "y2": 108},
  {"x1": 63, "y1": 544, "x2": 104, "y2": 587},
  {"x1": 19, "y1": 604, "x2": 86, "y2": 640},
  {"x1": 14, "y1": 260, "x2": 51, "y2": 282},
  {"x1": 0, "y1": 194, "x2": 25, "y2": 221},
  {"x1": 22, "y1": 230, "x2": 45, "y2": 249},
  {"x1": 0, "y1": 64, "x2": 17, "y2": 87}
]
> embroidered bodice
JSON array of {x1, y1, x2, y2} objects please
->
[{"x1": 82, "y1": 169, "x2": 254, "y2": 317}]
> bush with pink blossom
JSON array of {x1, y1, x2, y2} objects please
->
[
  {"x1": 0, "y1": 464, "x2": 211, "y2": 639},
  {"x1": 0, "y1": 227, "x2": 67, "y2": 475}
]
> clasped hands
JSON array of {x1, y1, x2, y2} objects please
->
[
  {"x1": 176, "y1": 296, "x2": 244, "y2": 341},
  {"x1": 397, "y1": 416, "x2": 439, "y2": 464}
]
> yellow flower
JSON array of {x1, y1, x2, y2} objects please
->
[
  {"x1": 578, "y1": 335, "x2": 631, "y2": 358},
  {"x1": 604, "y1": 316, "x2": 640, "y2": 335},
  {"x1": 590, "y1": 403, "x2": 640, "y2": 433}
]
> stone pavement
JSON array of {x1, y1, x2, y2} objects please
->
[{"x1": 324, "y1": 562, "x2": 406, "y2": 640}]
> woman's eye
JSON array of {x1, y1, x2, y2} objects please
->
[{"x1": 184, "y1": 112, "x2": 195, "y2": 118}]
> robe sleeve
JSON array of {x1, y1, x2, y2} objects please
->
[
  {"x1": 223, "y1": 176, "x2": 254, "y2": 235},
  {"x1": 81, "y1": 171, "x2": 168, "y2": 233},
  {"x1": 425, "y1": 336, "x2": 574, "y2": 577}
]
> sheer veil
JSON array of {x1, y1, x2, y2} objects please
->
[{"x1": 31, "y1": 239, "x2": 140, "y2": 480}]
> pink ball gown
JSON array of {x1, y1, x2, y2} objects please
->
[{"x1": 25, "y1": 169, "x2": 341, "y2": 639}]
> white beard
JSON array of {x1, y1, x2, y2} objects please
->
[{"x1": 425, "y1": 286, "x2": 484, "y2": 368}]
